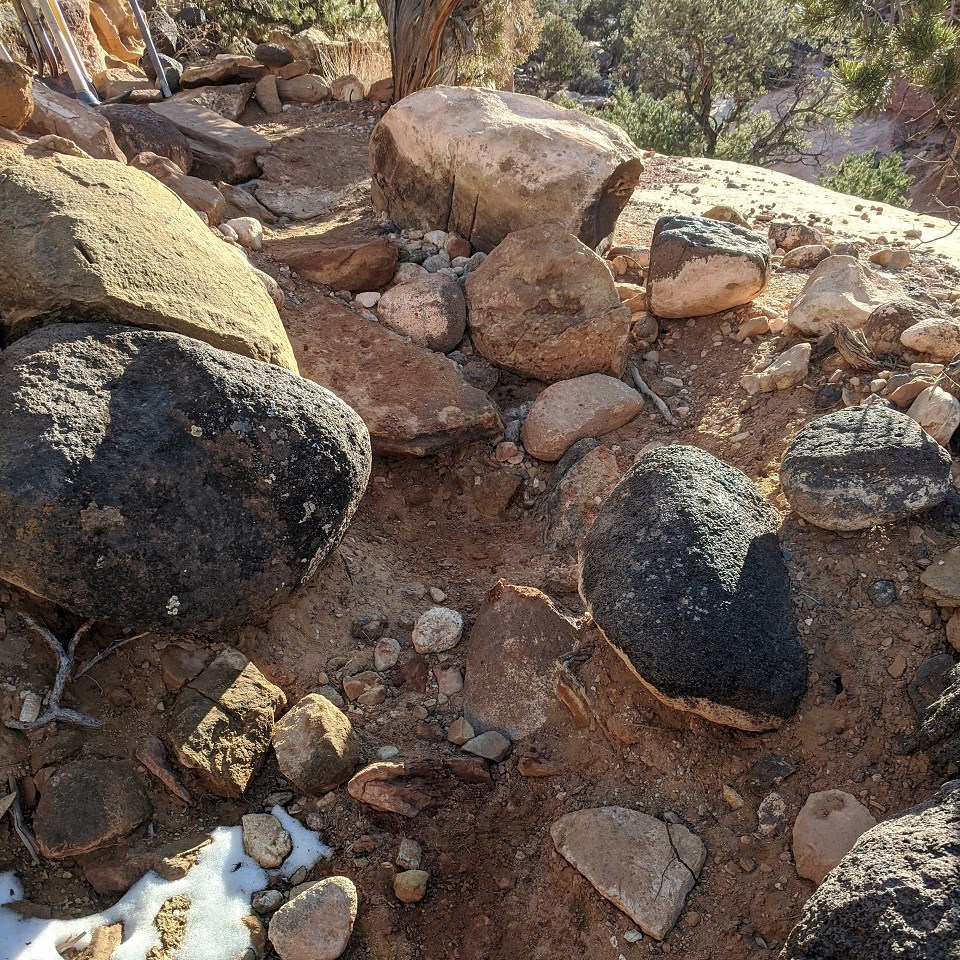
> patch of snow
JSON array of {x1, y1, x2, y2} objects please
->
[{"x1": 270, "y1": 805, "x2": 332, "y2": 879}]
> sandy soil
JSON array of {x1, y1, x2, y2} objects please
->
[{"x1": 1, "y1": 101, "x2": 957, "y2": 960}]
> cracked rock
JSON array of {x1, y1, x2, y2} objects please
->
[{"x1": 551, "y1": 806, "x2": 705, "y2": 940}]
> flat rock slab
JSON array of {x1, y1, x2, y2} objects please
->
[
  {"x1": 551, "y1": 807, "x2": 705, "y2": 940},
  {"x1": 647, "y1": 213, "x2": 770, "y2": 318},
  {"x1": 285, "y1": 297, "x2": 502, "y2": 456},
  {"x1": 34, "y1": 758, "x2": 152, "y2": 859},
  {"x1": 0, "y1": 149, "x2": 294, "y2": 368},
  {"x1": 166, "y1": 648, "x2": 286, "y2": 797},
  {"x1": 371, "y1": 86, "x2": 643, "y2": 253},
  {"x1": 780, "y1": 404, "x2": 951, "y2": 531},
  {"x1": 465, "y1": 226, "x2": 631, "y2": 382},
  {"x1": 150, "y1": 100, "x2": 269, "y2": 183},
  {"x1": 464, "y1": 580, "x2": 581, "y2": 740},
  {"x1": 25, "y1": 83, "x2": 125, "y2": 162},
  {"x1": 0, "y1": 324, "x2": 370, "y2": 633},
  {"x1": 267, "y1": 235, "x2": 397, "y2": 292},
  {"x1": 580, "y1": 444, "x2": 807, "y2": 731},
  {"x1": 782, "y1": 781, "x2": 960, "y2": 960}
]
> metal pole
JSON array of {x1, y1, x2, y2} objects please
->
[
  {"x1": 15, "y1": 0, "x2": 59, "y2": 76},
  {"x1": 127, "y1": 0, "x2": 172, "y2": 98},
  {"x1": 9, "y1": 0, "x2": 46, "y2": 74},
  {"x1": 34, "y1": 0, "x2": 100, "y2": 104}
]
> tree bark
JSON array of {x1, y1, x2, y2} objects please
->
[{"x1": 377, "y1": 0, "x2": 467, "y2": 101}]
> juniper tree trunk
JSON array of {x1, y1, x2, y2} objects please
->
[{"x1": 376, "y1": 0, "x2": 465, "y2": 101}]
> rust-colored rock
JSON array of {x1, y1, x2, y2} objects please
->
[
  {"x1": 268, "y1": 236, "x2": 397, "y2": 291},
  {"x1": 347, "y1": 761, "x2": 449, "y2": 817}
]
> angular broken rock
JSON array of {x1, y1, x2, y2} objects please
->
[
  {"x1": 0, "y1": 324, "x2": 370, "y2": 632},
  {"x1": 150, "y1": 100, "x2": 270, "y2": 183},
  {"x1": 740, "y1": 342, "x2": 811, "y2": 395},
  {"x1": 25, "y1": 83, "x2": 125, "y2": 162},
  {"x1": 272, "y1": 693, "x2": 360, "y2": 794},
  {"x1": 269, "y1": 876, "x2": 357, "y2": 960},
  {"x1": 33, "y1": 758, "x2": 152, "y2": 859},
  {"x1": 465, "y1": 226, "x2": 632, "y2": 382},
  {"x1": 782, "y1": 782, "x2": 960, "y2": 960},
  {"x1": 286, "y1": 297, "x2": 502, "y2": 456},
  {"x1": 180, "y1": 54, "x2": 264, "y2": 87},
  {"x1": 242, "y1": 813, "x2": 293, "y2": 869},
  {"x1": 920, "y1": 547, "x2": 960, "y2": 607},
  {"x1": 0, "y1": 149, "x2": 294, "y2": 368},
  {"x1": 647, "y1": 214, "x2": 770, "y2": 319},
  {"x1": 135, "y1": 736, "x2": 192, "y2": 803},
  {"x1": 551, "y1": 807, "x2": 705, "y2": 940},
  {"x1": 779, "y1": 404, "x2": 952, "y2": 530},
  {"x1": 166, "y1": 648, "x2": 287, "y2": 797},
  {"x1": 462, "y1": 730, "x2": 511, "y2": 761},
  {"x1": 521, "y1": 374, "x2": 643, "y2": 462},
  {"x1": 787, "y1": 255, "x2": 902, "y2": 337},
  {"x1": 464, "y1": 581, "x2": 579, "y2": 740},
  {"x1": 172, "y1": 83, "x2": 257, "y2": 122},
  {"x1": 370, "y1": 86, "x2": 643, "y2": 253},
  {"x1": 580, "y1": 444, "x2": 807, "y2": 731},
  {"x1": 377, "y1": 273, "x2": 467, "y2": 353},
  {"x1": 267, "y1": 235, "x2": 398, "y2": 292},
  {"x1": 347, "y1": 761, "x2": 447, "y2": 817},
  {"x1": 769, "y1": 221, "x2": 824, "y2": 251},
  {"x1": 792, "y1": 790, "x2": 876, "y2": 885}
]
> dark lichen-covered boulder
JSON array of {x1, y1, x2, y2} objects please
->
[
  {"x1": 781, "y1": 780, "x2": 960, "y2": 960},
  {"x1": 0, "y1": 323, "x2": 370, "y2": 633},
  {"x1": 647, "y1": 214, "x2": 770, "y2": 319},
  {"x1": 780, "y1": 404, "x2": 952, "y2": 531},
  {"x1": 579, "y1": 444, "x2": 806, "y2": 731}
]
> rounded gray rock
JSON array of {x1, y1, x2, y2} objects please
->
[
  {"x1": 782, "y1": 781, "x2": 960, "y2": 960},
  {"x1": 780, "y1": 404, "x2": 951, "y2": 531},
  {"x1": 579, "y1": 444, "x2": 806, "y2": 731},
  {"x1": 376, "y1": 273, "x2": 466, "y2": 352},
  {"x1": 0, "y1": 323, "x2": 371, "y2": 633}
]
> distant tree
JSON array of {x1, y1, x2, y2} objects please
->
[
  {"x1": 617, "y1": 0, "x2": 835, "y2": 160},
  {"x1": 820, "y1": 150, "x2": 914, "y2": 205}
]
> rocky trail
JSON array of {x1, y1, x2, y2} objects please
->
[{"x1": 1, "y1": 37, "x2": 959, "y2": 960}]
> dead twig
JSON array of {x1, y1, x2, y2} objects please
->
[
  {"x1": 6, "y1": 776, "x2": 39, "y2": 863},
  {"x1": 831, "y1": 321, "x2": 881, "y2": 371},
  {"x1": 630, "y1": 365, "x2": 679, "y2": 426},
  {"x1": 75, "y1": 631, "x2": 149, "y2": 679}
]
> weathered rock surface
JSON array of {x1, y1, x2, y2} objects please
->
[
  {"x1": 907, "y1": 384, "x2": 960, "y2": 445},
  {"x1": 412, "y1": 607, "x2": 463, "y2": 653},
  {"x1": 172, "y1": 83, "x2": 256, "y2": 122},
  {"x1": 521, "y1": 374, "x2": 643, "y2": 461},
  {"x1": 130, "y1": 151, "x2": 226, "y2": 224},
  {"x1": 781, "y1": 244, "x2": 831, "y2": 269},
  {"x1": 901, "y1": 316, "x2": 960, "y2": 360},
  {"x1": 647, "y1": 214, "x2": 770, "y2": 318},
  {"x1": 286, "y1": 297, "x2": 502, "y2": 456},
  {"x1": 580, "y1": 445, "x2": 807, "y2": 731},
  {"x1": 0, "y1": 150, "x2": 295, "y2": 367},
  {"x1": 792, "y1": 790, "x2": 877, "y2": 885},
  {"x1": 0, "y1": 324, "x2": 370, "y2": 632},
  {"x1": 465, "y1": 227, "x2": 632, "y2": 382},
  {"x1": 779, "y1": 404, "x2": 952, "y2": 530},
  {"x1": 551, "y1": 807, "x2": 706, "y2": 940},
  {"x1": 150, "y1": 100, "x2": 270, "y2": 182},
  {"x1": 769, "y1": 221, "x2": 824, "y2": 251},
  {"x1": 180, "y1": 55, "x2": 264, "y2": 87},
  {"x1": 347, "y1": 761, "x2": 446, "y2": 817},
  {"x1": 34, "y1": 758, "x2": 152, "y2": 859},
  {"x1": 269, "y1": 877, "x2": 358, "y2": 960},
  {"x1": 25, "y1": 84, "x2": 126, "y2": 162},
  {"x1": 272, "y1": 693, "x2": 360, "y2": 794},
  {"x1": 464, "y1": 581, "x2": 580, "y2": 740},
  {"x1": 782, "y1": 781, "x2": 960, "y2": 960},
  {"x1": 267, "y1": 235, "x2": 397, "y2": 291},
  {"x1": 371, "y1": 86, "x2": 643, "y2": 253},
  {"x1": 740, "y1": 342, "x2": 811, "y2": 395},
  {"x1": 787, "y1": 256, "x2": 902, "y2": 336},
  {"x1": 863, "y1": 299, "x2": 933, "y2": 354},
  {"x1": 277, "y1": 75, "x2": 329, "y2": 103},
  {"x1": 100, "y1": 103, "x2": 192, "y2": 172},
  {"x1": 242, "y1": 814, "x2": 293, "y2": 869},
  {"x1": 166, "y1": 648, "x2": 286, "y2": 797},
  {"x1": 0, "y1": 62, "x2": 33, "y2": 132},
  {"x1": 377, "y1": 273, "x2": 466, "y2": 352}
]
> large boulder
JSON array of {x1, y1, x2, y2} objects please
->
[
  {"x1": 100, "y1": 103, "x2": 193, "y2": 172},
  {"x1": 465, "y1": 226, "x2": 632, "y2": 382},
  {"x1": 781, "y1": 781, "x2": 960, "y2": 960},
  {"x1": 0, "y1": 150, "x2": 295, "y2": 369},
  {"x1": 579, "y1": 445, "x2": 807, "y2": 731},
  {"x1": 286, "y1": 297, "x2": 502, "y2": 457},
  {"x1": 779, "y1": 404, "x2": 952, "y2": 531},
  {"x1": 787, "y1": 256, "x2": 902, "y2": 337},
  {"x1": 0, "y1": 62, "x2": 33, "y2": 132},
  {"x1": 129, "y1": 151, "x2": 226, "y2": 225},
  {"x1": 370, "y1": 86, "x2": 643, "y2": 253},
  {"x1": 0, "y1": 324, "x2": 371, "y2": 633},
  {"x1": 647, "y1": 214, "x2": 770, "y2": 318}
]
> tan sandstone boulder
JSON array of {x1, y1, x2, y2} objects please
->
[
  {"x1": 130, "y1": 150, "x2": 226, "y2": 224},
  {"x1": 0, "y1": 62, "x2": 33, "y2": 132},
  {"x1": 0, "y1": 150, "x2": 296, "y2": 369},
  {"x1": 465, "y1": 226, "x2": 632, "y2": 382},
  {"x1": 370, "y1": 86, "x2": 643, "y2": 253}
]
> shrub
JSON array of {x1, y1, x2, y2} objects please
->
[
  {"x1": 536, "y1": 12, "x2": 595, "y2": 84},
  {"x1": 597, "y1": 86, "x2": 706, "y2": 155},
  {"x1": 819, "y1": 151, "x2": 914, "y2": 206}
]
